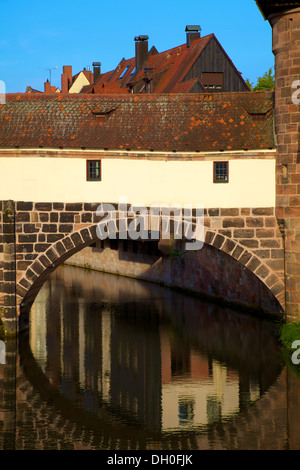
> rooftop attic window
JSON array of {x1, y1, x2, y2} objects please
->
[
  {"x1": 119, "y1": 65, "x2": 130, "y2": 79},
  {"x1": 202, "y1": 72, "x2": 223, "y2": 92},
  {"x1": 131, "y1": 67, "x2": 136, "y2": 76}
]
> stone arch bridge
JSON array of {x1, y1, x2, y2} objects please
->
[{"x1": 0, "y1": 198, "x2": 285, "y2": 336}]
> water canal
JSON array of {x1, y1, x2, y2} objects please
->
[{"x1": 0, "y1": 264, "x2": 300, "y2": 450}]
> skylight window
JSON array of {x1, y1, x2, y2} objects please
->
[
  {"x1": 131, "y1": 67, "x2": 136, "y2": 76},
  {"x1": 119, "y1": 66, "x2": 130, "y2": 79}
]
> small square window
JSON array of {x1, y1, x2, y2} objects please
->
[
  {"x1": 87, "y1": 160, "x2": 101, "y2": 181},
  {"x1": 214, "y1": 161, "x2": 228, "y2": 183}
]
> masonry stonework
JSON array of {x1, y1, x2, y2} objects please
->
[
  {"x1": 0, "y1": 201, "x2": 17, "y2": 336},
  {"x1": 0, "y1": 201, "x2": 285, "y2": 334},
  {"x1": 268, "y1": 6, "x2": 300, "y2": 319}
]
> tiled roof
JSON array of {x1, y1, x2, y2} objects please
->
[
  {"x1": 25, "y1": 86, "x2": 43, "y2": 94},
  {"x1": 131, "y1": 35, "x2": 213, "y2": 93},
  {"x1": 172, "y1": 78, "x2": 206, "y2": 93},
  {"x1": 96, "y1": 83, "x2": 130, "y2": 94},
  {"x1": 0, "y1": 92, "x2": 275, "y2": 152},
  {"x1": 105, "y1": 57, "x2": 136, "y2": 89},
  {"x1": 75, "y1": 33, "x2": 248, "y2": 95}
]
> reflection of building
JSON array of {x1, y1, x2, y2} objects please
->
[
  {"x1": 29, "y1": 266, "x2": 264, "y2": 434},
  {"x1": 110, "y1": 307, "x2": 161, "y2": 431},
  {"x1": 160, "y1": 327, "x2": 259, "y2": 430}
]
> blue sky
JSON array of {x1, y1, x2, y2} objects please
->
[{"x1": 0, "y1": 0, "x2": 273, "y2": 93}]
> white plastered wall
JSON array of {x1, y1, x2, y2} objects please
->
[
  {"x1": 0, "y1": 156, "x2": 275, "y2": 208},
  {"x1": 68, "y1": 72, "x2": 91, "y2": 93}
]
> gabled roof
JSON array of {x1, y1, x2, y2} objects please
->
[
  {"x1": 25, "y1": 86, "x2": 42, "y2": 94},
  {"x1": 172, "y1": 78, "x2": 206, "y2": 93},
  {"x1": 84, "y1": 33, "x2": 248, "y2": 94},
  {"x1": 0, "y1": 92, "x2": 275, "y2": 152},
  {"x1": 129, "y1": 35, "x2": 213, "y2": 93},
  {"x1": 72, "y1": 70, "x2": 92, "y2": 83},
  {"x1": 28, "y1": 28, "x2": 249, "y2": 95}
]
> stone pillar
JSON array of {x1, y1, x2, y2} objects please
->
[
  {"x1": 1, "y1": 201, "x2": 17, "y2": 336},
  {"x1": 270, "y1": 8, "x2": 300, "y2": 321}
]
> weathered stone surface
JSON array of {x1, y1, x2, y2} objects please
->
[
  {"x1": 270, "y1": 6, "x2": 300, "y2": 319},
  {"x1": 0, "y1": 201, "x2": 287, "y2": 335}
]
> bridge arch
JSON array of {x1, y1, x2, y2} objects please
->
[
  {"x1": 201, "y1": 229, "x2": 285, "y2": 311},
  {"x1": 17, "y1": 217, "x2": 285, "y2": 331}
]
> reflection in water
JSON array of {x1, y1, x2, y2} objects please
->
[{"x1": 27, "y1": 265, "x2": 284, "y2": 444}]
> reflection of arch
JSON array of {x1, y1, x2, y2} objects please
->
[
  {"x1": 18, "y1": 220, "x2": 285, "y2": 329},
  {"x1": 18, "y1": 332, "x2": 155, "y2": 448},
  {"x1": 17, "y1": 289, "x2": 287, "y2": 450}
]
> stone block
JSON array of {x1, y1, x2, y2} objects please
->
[
  {"x1": 16, "y1": 202, "x2": 33, "y2": 211},
  {"x1": 246, "y1": 218, "x2": 264, "y2": 227},
  {"x1": 16, "y1": 212, "x2": 30, "y2": 222},
  {"x1": 59, "y1": 224, "x2": 73, "y2": 233},
  {"x1": 233, "y1": 229, "x2": 255, "y2": 238},
  {"x1": 256, "y1": 229, "x2": 275, "y2": 238},
  {"x1": 223, "y1": 218, "x2": 245, "y2": 228},
  {"x1": 255, "y1": 264, "x2": 270, "y2": 279},
  {"x1": 220, "y1": 208, "x2": 239, "y2": 216},
  {"x1": 65, "y1": 203, "x2": 83, "y2": 212},
  {"x1": 35, "y1": 203, "x2": 52, "y2": 211},
  {"x1": 42, "y1": 224, "x2": 57, "y2": 233},
  {"x1": 60, "y1": 213, "x2": 75, "y2": 223},
  {"x1": 252, "y1": 208, "x2": 274, "y2": 216}
]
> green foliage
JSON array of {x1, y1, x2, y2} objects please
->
[
  {"x1": 279, "y1": 322, "x2": 300, "y2": 378},
  {"x1": 246, "y1": 68, "x2": 275, "y2": 91},
  {"x1": 245, "y1": 78, "x2": 254, "y2": 90},
  {"x1": 281, "y1": 322, "x2": 300, "y2": 353}
]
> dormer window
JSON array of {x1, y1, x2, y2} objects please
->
[{"x1": 202, "y1": 72, "x2": 223, "y2": 92}]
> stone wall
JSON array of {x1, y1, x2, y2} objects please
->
[
  {"x1": 270, "y1": 7, "x2": 300, "y2": 319},
  {"x1": 0, "y1": 201, "x2": 286, "y2": 334},
  {"x1": 66, "y1": 235, "x2": 283, "y2": 316}
]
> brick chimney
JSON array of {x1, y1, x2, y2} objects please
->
[
  {"x1": 44, "y1": 79, "x2": 51, "y2": 93},
  {"x1": 134, "y1": 35, "x2": 149, "y2": 71},
  {"x1": 61, "y1": 65, "x2": 72, "y2": 93},
  {"x1": 93, "y1": 62, "x2": 101, "y2": 84},
  {"x1": 185, "y1": 25, "x2": 201, "y2": 48}
]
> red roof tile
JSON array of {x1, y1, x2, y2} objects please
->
[
  {"x1": 172, "y1": 78, "x2": 205, "y2": 93},
  {"x1": 147, "y1": 36, "x2": 213, "y2": 93},
  {"x1": 73, "y1": 33, "x2": 247, "y2": 95},
  {"x1": 0, "y1": 92, "x2": 275, "y2": 152}
]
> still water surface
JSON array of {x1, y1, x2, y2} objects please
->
[{"x1": 1, "y1": 265, "x2": 300, "y2": 450}]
